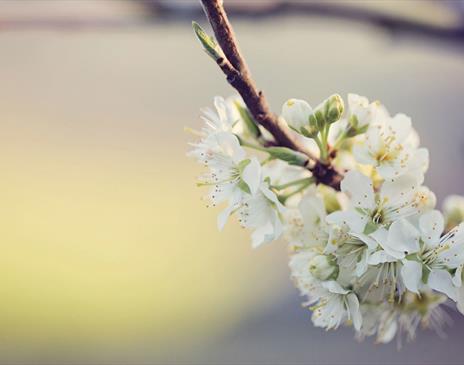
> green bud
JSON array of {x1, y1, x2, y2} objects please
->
[
  {"x1": 318, "y1": 185, "x2": 341, "y2": 214},
  {"x1": 326, "y1": 94, "x2": 344, "y2": 124},
  {"x1": 301, "y1": 124, "x2": 318, "y2": 139},
  {"x1": 314, "y1": 109, "x2": 326, "y2": 130},
  {"x1": 309, "y1": 254, "x2": 339, "y2": 281},
  {"x1": 265, "y1": 146, "x2": 308, "y2": 166},
  {"x1": 192, "y1": 21, "x2": 224, "y2": 61}
]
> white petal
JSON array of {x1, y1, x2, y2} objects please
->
[
  {"x1": 299, "y1": 194, "x2": 326, "y2": 223},
  {"x1": 346, "y1": 293, "x2": 362, "y2": 331},
  {"x1": 407, "y1": 148, "x2": 429, "y2": 184},
  {"x1": 377, "y1": 320, "x2": 398, "y2": 344},
  {"x1": 368, "y1": 250, "x2": 397, "y2": 265},
  {"x1": 353, "y1": 232, "x2": 378, "y2": 250},
  {"x1": 217, "y1": 203, "x2": 235, "y2": 231},
  {"x1": 386, "y1": 219, "x2": 420, "y2": 255},
  {"x1": 214, "y1": 132, "x2": 246, "y2": 163},
  {"x1": 281, "y1": 99, "x2": 312, "y2": 130},
  {"x1": 217, "y1": 192, "x2": 242, "y2": 230},
  {"x1": 326, "y1": 210, "x2": 368, "y2": 234},
  {"x1": 371, "y1": 227, "x2": 404, "y2": 260},
  {"x1": 355, "y1": 249, "x2": 369, "y2": 276},
  {"x1": 428, "y1": 269, "x2": 458, "y2": 301},
  {"x1": 261, "y1": 184, "x2": 285, "y2": 213},
  {"x1": 251, "y1": 221, "x2": 275, "y2": 248},
  {"x1": 241, "y1": 158, "x2": 261, "y2": 195},
  {"x1": 457, "y1": 287, "x2": 464, "y2": 315},
  {"x1": 380, "y1": 173, "x2": 419, "y2": 202},
  {"x1": 340, "y1": 171, "x2": 375, "y2": 210},
  {"x1": 453, "y1": 264, "x2": 463, "y2": 287},
  {"x1": 322, "y1": 280, "x2": 349, "y2": 295},
  {"x1": 400, "y1": 260, "x2": 422, "y2": 294},
  {"x1": 389, "y1": 113, "x2": 412, "y2": 142},
  {"x1": 419, "y1": 210, "x2": 444, "y2": 248},
  {"x1": 352, "y1": 143, "x2": 377, "y2": 166}
]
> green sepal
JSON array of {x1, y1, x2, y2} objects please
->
[
  {"x1": 236, "y1": 159, "x2": 252, "y2": 194},
  {"x1": 237, "y1": 179, "x2": 251, "y2": 194},
  {"x1": 363, "y1": 221, "x2": 378, "y2": 235},
  {"x1": 234, "y1": 102, "x2": 261, "y2": 138},
  {"x1": 422, "y1": 265, "x2": 431, "y2": 284}
]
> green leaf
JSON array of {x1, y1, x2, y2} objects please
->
[
  {"x1": 265, "y1": 147, "x2": 308, "y2": 166},
  {"x1": 234, "y1": 102, "x2": 261, "y2": 138},
  {"x1": 192, "y1": 21, "x2": 224, "y2": 61}
]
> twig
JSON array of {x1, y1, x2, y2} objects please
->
[
  {"x1": 200, "y1": 1, "x2": 344, "y2": 188},
  {"x1": 200, "y1": 0, "x2": 314, "y2": 158},
  {"x1": 199, "y1": 0, "x2": 343, "y2": 190}
]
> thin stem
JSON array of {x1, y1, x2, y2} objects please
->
[
  {"x1": 279, "y1": 177, "x2": 315, "y2": 203},
  {"x1": 239, "y1": 138, "x2": 268, "y2": 152},
  {"x1": 333, "y1": 129, "x2": 348, "y2": 150},
  {"x1": 272, "y1": 177, "x2": 314, "y2": 190}
]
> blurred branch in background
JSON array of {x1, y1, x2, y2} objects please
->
[
  {"x1": 0, "y1": 0, "x2": 463, "y2": 47},
  {"x1": 152, "y1": 0, "x2": 464, "y2": 45}
]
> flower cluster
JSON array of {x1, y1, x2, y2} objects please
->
[{"x1": 189, "y1": 93, "x2": 464, "y2": 345}]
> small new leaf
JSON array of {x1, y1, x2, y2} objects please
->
[
  {"x1": 192, "y1": 21, "x2": 224, "y2": 61},
  {"x1": 265, "y1": 147, "x2": 308, "y2": 166}
]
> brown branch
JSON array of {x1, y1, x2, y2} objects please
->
[
  {"x1": 199, "y1": 0, "x2": 344, "y2": 190},
  {"x1": 200, "y1": 0, "x2": 316, "y2": 159}
]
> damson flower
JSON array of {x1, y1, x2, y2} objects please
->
[
  {"x1": 281, "y1": 98, "x2": 314, "y2": 135},
  {"x1": 353, "y1": 113, "x2": 429, "y2": 181},
  {"x1": 400, "y1": 210, "x2": 464, "y2": 301},
  {"x1": 327, "y1": 171, "x2": 435, "y2": 237},
  {"x1": 191, "y1": 132, "x2": 261, "y2": 209},
  {"x1": 358, "y1": 291, "x2": 449, "y2": 346},
  {"x1": 308, "y1": 281, "x2": 362, "y2": 331},
  {"x1": 237, "y1": 182, "x2": 286, "y2": 248}
]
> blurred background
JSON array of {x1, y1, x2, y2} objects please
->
[{"x1": 1, "y1": 0, "x2": 464, "y2": 364}]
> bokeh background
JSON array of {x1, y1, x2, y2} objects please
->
[{"x1": 1, "y1": 1, "x2": 464, "y2": 364}]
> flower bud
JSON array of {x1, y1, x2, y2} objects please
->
[
  {"x1": 443, "y1": 195, "x2": 464, "y2": 230},
  {"x1": 309, "y1": 94, "x2": 345, "y2": 130},
  {"x1": 309, "y1": 254, "x2": 339, "y2": 281},
  {"x1": 281, "y1": 99, "x2": 313, "y2": 133},
  {"x1": 326, "y1": 94, "x2": 344, "y2": 124}
]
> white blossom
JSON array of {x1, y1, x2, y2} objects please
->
[
  {"x1": 327, "y1": 170, "x2": 435, "y2": 237},
  {"x1": 400, "y1": 210, "x2": 464, "y2": 300},
  {"x1": 190, "y1": 93, "x2": 461, "y2": 345},
  {"x1": 237, "y1": 182, "x2": 286, "y2": 248},
  {"x1": 309, "y1": 281, "x2": 362, "y2": 331},
  {"x1": 353, "y1": 113, "x2": 429, "y2": 181}
]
